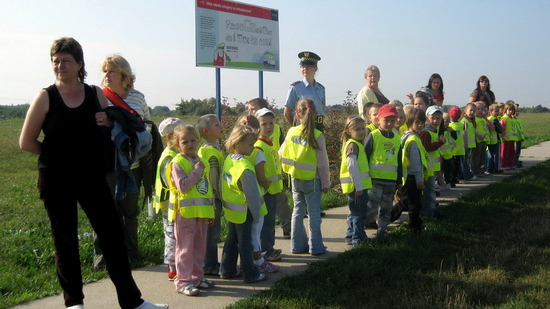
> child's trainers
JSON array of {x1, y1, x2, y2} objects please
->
[
  {"x1": 168, "y1": 270, "x2": 177, "y2": 281},
  {"x1": 177, "y1": 284, "x2": 200, "y2": 296},
  {"x1": 257, "y1": 261, "x2": 280, "y2": 273}
]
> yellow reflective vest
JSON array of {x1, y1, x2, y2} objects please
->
[
  {"x1": 272, "y1": 123, "x2": 282, "y2": 151},
  {"x1": 475, "y1": 117, "x2": 490, "y2": 143},
  {"x1": 252, "y1": 138, "x2": 283, "y2": 195},
  {"x1": 461, "y1": 117, "x2": 477, "y2": 148},
  {"x1": 502, "y1": 115, "x2": 519, "y2": 141},
  {"x1": 281, "y1": 125, "x2": 322, "y2": 180},
  {"x1": 426, "y1": 130, "x2": 442, "y2": 172},
  {"x1": 221, "y1": 155, "x2": 267, "y2": 224},
  {"x1": 167, "y1": 154, "x2": 214, "y2": 220},
  {"x1": 153, "y1": 147, "x2": 177, "y2": 217},
  {"x1": 516, "y1": 117, "x2": 525, "y2": 141},
  {"x1": 368, "y1": 129, "x2": 401, "y2": 181},
  {"x1": 340, "y1": 139, "x2": 372, "y2": 194},
  {"x1": 449, "y1": 121, "x2": 466, "y2": 156},
  {"x1": 487, "y1": 116, "x2": 499, "y2": 145},
  {"x1": 402, "y1": 133, "x2": 433, "y2": 184}
]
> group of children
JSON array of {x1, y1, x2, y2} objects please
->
[
  {"x1": 151, "y1": 93, "x2": 525, "y2": 296},
  {"x1": 340, "y1": 96, "x2": 525, "y2": 246}
]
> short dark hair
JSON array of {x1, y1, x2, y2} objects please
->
[
  {"x1": 50, "y1": 37, "x2": 87, "y2": 82},
  {"x1": 406, "y1": 108, "x2": 427, "y2": 128}
]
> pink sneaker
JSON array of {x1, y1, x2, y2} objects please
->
[{"x1": 257, "y1": 261, "x2": 280, "y2": 273}]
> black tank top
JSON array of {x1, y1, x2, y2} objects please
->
[{"x1": 39, "y1": 84, "x2": 106, "y2": 174}]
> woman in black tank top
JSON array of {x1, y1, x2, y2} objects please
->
[{"x1": 19, "y1": 37, "x2": 168, "y2": 309}]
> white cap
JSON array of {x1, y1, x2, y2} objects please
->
[
  {"x1": 158, "y1": 117, "x2": 187, "y2": 136},
  {"x1": 255, "y1": 108, "x2": 275, "y2": 118},
  {"x1": 426, "y1": 105, "x2": 443, "y2": 116}
]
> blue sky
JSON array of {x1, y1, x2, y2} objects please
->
[{"x1": 1, "y1": 0, "x2": 549, "y2": 109}]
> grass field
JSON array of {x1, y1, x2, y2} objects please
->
[{"x1": 0, "y1": 113, "x2": 549, "y2": 308}]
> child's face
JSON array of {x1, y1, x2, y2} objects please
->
[
  {"x1": 177, "y1": 131, "x2": 199, "y2": 156},
  {"x1": 413, "y1": 98, "x2": 428, "y2": 111},
  {"x1": 205, "y1": 118, "x2": 224, "y2": 140},
  {"x1": 378, "y1": 116, "x2": 396, "y2": 131},
  {"x1": 506, "y1": 108, "x2": 515, "y2": 116},
  {"x1": 247, "y1": 102, "x2": 261, "y2": 115},
  {"x1": 475, "y1": 105, "x2": 486, "y2": 118},
  {"x1": 490, "y1": 107, "x2": 499, "y2": 117},
  {"x1": 410, "y1": 119, "x2": 425, "y2": 134},
  {"x1": 395, "y1": 109, "x2": 405, "y2": 128},
  {"x1": 258, "y1": 115, "x2": 274, "y2": 139},
  {"x1": 237, "y1": 134, "x2": 257, "y2": 156},
  {"x1": 427, "y1": 112, "x2": 443, "y2": 129},
  {"x1": 466, "y1": 106, "x2": 476, "y2": 118},
  {"x1": 443, "y1": 115, "x2": 450, "y2": 128},
  {"x1": 349, "y1": 123, "x2": 366, "y2": 141},
  {"x1": 368, "y1": 107, "x2": 380, "y2": 126}
]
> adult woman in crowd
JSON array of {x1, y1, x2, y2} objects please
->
[
  {"x1": 283, "y1": 51, "x2": 326, "y2": 131},
  {"x1": 356, "y1": 65, "x2": 389, "y2": 116},
  {"x1": 469, "y1": 75, "x2": 495, "y2": 107},
  {"x1": 94, "y1": 54, "x2": 152, "y2": 269},
  {"x1": 426, "y1": 73, "x2": 444, "y2": 106},
  {"x1": 19, "y1": 37, "x2": 167, "y2": 309}
]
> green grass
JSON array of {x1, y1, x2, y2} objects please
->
[{"x1": 1, "y1": 112, "x2": 549, "y2": 308}]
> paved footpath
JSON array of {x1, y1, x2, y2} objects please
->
[{"x1": 11, "y1": 141, "x2": 550, "y2": 309}]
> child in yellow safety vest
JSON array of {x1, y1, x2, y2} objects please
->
[
  {"x1": 448, "y1": 106, "x2": 466, "y2": 186},
  {"x1": 364, "y1": 104, "x2": 402, "y2": 237},
  {"x1": 460, "y1": 103, "x2": 478, "y2": 181},
  {"x1": 440, "y1": 112, "x2": 459, "y2": 189},
  {"x1": 340, "y1": 116, "x2": 372, "y2": 246},
  {"x1": 280, "y1": 98, "x2": 330, "y2": 255},
  {"x1": 487, "y1": 104, "x2": 503, "y2": 173},
  {"x1": 219, "y1": 124, "x2": 268, "y2": 283},
  {"x1": 154, "y1": 117, "x2": 187, "y2": 281},
  {"x1": 167, "y1": 125, "x2": 215, "y2": 296},
  {"x1": 196, "y1": 114, "x2": 224, "y2": 276},
  {"x1": 514, "y1": 103, "x2": 525, "y2": 168},
  {"x1": 419, "y1": 106, "x2": 446, "y2": 219},
  {"x1": 401, "y1": 108, "x2": 432, "y2": 233},
  {"x1": 500, "y1": 103, "x2": 517, "y2": 169},
  {"x1": 472, "y1": 102, "x2": 490, "y2": 176}
]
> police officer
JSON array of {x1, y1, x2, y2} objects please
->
[{"x1": 283, "y1": 51, "x2": 326, "y2": 132}]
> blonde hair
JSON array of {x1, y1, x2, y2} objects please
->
[
  {"x1": 341, "y1": 116, "x2": 365, "y2": 153},
  {"x1": 171, "y1": 125, "x2": 199, "y2": 153},
  {"x1": 236, "y1": 113, "x2": 260, "y2": 130},
  {"x1": 101, "y1": 54, "x2": 135, "y2": 91},
  {"x1": 224, "y1": 124, "x2": 259, "y2": 154},
  {"x1": 503, "y1": 103, "x2": 516, "y2": 114},
  {"x1": 295, "y1": 98, "x2": 318, "y2": 149},
  {"x1": 488, "y1": 103, "x2": 499, "y2": 113},
  {"x1": 196, "y1": 114, "x2": 218, "y2": 136}
]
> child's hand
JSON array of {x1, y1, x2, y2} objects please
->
[
  {"x1": 195, "y1": 161, "x2": 205, "y2": 169},
  {"x1": 439, "y1": 135, "x2": 447, "y2": 143},
  {"x1": 355, "y1": 190, "x2": 363, "y2": 196},
  {"x1": 322, "y1": 187, "x2": 329, "y2": 194},
  {"x1": 416, "y1": 181, "x2": 425, "y2": 190},
  {"x1": 208, "y1": 218, "x2": 214, "y2": 226}
]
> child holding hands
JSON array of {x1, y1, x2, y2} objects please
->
[
  {"x1": 167, "y1": 125, "x2": 215, "y2": 296},
  {"x1": 281, "y1": 98, "x2": 330, "y2": 256}
]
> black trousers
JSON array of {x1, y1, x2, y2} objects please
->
[
  {"x1": 40, "y1": 168, "x2": 143, "y2": 308},
  {"x1": 403, "y1": 175, "x2": 423, "y2": 232}
]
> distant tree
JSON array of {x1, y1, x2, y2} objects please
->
[
  {"x1": 0, "y1": 104, "x2": 30, "y2": 119},
  {"x1": 342, "y1": 90, "x2": 357, "y2": 114},
  {"x1": 175, "y1": 97, "x2": 216, "y2": 116},
  {"x1": 151, "y1": 106, "x2": 173, "y2": 117}
]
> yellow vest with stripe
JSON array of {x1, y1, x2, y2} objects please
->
[
  {"x1": 167, "y1": 155, "x2": 214, "y2": 220},
  {"x1": 366, "y1": 123, "x2": 377, "y2": 134},
  {"x1": 461, "y1": 117, "x2": 476, "y2": 148},
  {"x1": 272, "y1": 123, "x2": 282, "y2": 151},
  {"x1": 399, "y1": 123, "x2": 408, "y2": 135},
  {"x1": 516, "y1": 117, "x2": 525, "y2": 140},
  {"x1": 369, "y1": 129, "x2": 400, "y2": 181},
  {"x1": 487, "y1": 116, "x2": 499, "y2": 145},
  {"x1": 402, "y1": 133, "x2": 433, "y2": 184},
  {"x1": 221, "y1": 155, "x2": 267, "y2": 224},
  {"x1": 340, "y1": 139, "x2": 372, "y2": 194},
  {"x1": 426, "y1": 130, "x2": 441, "y2": 172},
  {"x1": 153, "y1": 147, "x2": 177, "y2": 217},
  {"x1": 281, "y1": 125, "x2": 322, "y2": 180},
  {"x1": 449, "y1": 121, "x2": 466, "y2": 155},
  {"x1": 475, "y1": 117, "x2": 490, "y2": 143},
  {"x1": 252, "y1": 139, "x2": 283, "y2": 195},
  {"x1": 198, "y1": 144, "x2": 224, "y2": 172},
  {"x1": 439, "y1": 130, "x2": 457, "y2": 160},
  {"x1": 502, "y1": 115, "x2": 519, "y2": 141}
]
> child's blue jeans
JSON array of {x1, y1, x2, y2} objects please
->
[
  {"x1": 290, "y1": 177, "x2": 325, "y2": 255},
  {"x1": 345, "y1": 190, "x2": 369, "y2": 245}
]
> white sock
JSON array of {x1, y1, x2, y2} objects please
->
[{"x1": 254, "y1": 257, "x2": 265, "y2": 266}]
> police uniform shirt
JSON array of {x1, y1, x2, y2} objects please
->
[{"x1": 284, "y1": 78, "x2": 326, "y2": 116}]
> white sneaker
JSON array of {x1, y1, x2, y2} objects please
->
[
  {"x1": 67, "y1": 305, "x2": 84, "y2": 309},
  {"x1": 135, "y1": 301, "x2": 169, "y2": 309},
  {"x1": 177, "y1": 284, "x2": 200, "y2": 296}
]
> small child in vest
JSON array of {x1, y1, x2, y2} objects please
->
[
  {"x1": 500, "y1": 103, "x2": 517, "y2": 169},
  {"x1": 219, "y1": 124, "x2": 268, "y2": 283},
  {"x1": 167, "y1": 125, "x2": 215, "y2": 296},
  {"x1": 514, "y1": 103, "x2": 524, "y2": 168},
  {"x1": 364, "y1": 104, "x2": 402, "y2": 237},
  {"x1": 247, "y1": 98, "x2": 292, "y2": 242},
  {"x1": 448, "y1": 106, "x2": 465, "y2": 186},
  {"x1": 340, "y1": 116, "x2": 372, "y2": 246},
  {"x1": 236, "y1": 114, "x2": 280, "y2": 273},
  {"x1": 365, "y1": 102, "x2": 382, "y2": 135},
  {"x1": 361, "y1": 102, "x2": 374, "y2": 123},
  {"x1": 460, "y1": 103, "x2": 478, "y2": 180},
  {"x1": 472, "y1": 102, "x2": 490, "y2": 176},
  {"x1": 196, "y1": 114, "x2": 224, "y2": 276},
  {"x1": 440, "y1": 112, "x2": 459, "y2": 189},
  {"x1": 153, "y1": 117, "x2": 187, "y2": 281},
  {"x1": 280, "y1": 98, "x2": 330, "y2": 255},
  {"x1": 419, "y1": 106, "x2": 446, "y2": 218},
  {"x1": 487, "y1": 104, "x2": 503, "y2": 173},
  {"x1": 401, "y1": 108, "x2": 432, "y2": 233}
]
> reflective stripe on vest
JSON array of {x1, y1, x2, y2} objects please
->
[
  {"x1": 153, "y1": 148, "x2": 177, "y2": 217},
  {"x1": 461, "y1": 117, "x2": 476, "y2": 148},
  {"x1": 426, "y1": 130, "x2": 441, "y2": 172},
  {"x1": 402, "y1": 133, "x2": 433, "y2": 183},
  {"x1": 449, "y1": 122, "x2": 466, "y2": 156},
  {"x1": 340, "y1": 139, "x2": 372, "y2": 193},
  {"x1": 252, "y1": 139, "x2": 283, "y2": 195},
  {"x1": 281, "y1": 125, "x2": 322, "y2": 180},
  {"x1": 368, "y1": 129, "x2": 400, "y2": 180}
]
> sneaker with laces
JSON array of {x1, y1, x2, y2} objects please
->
[
  {"x1": 257, "y1": 261, "x2": 280, "y2": 273},
  {"x1": 177, "y1": 284, "x2": 200, "y2": 296},
  {"x1": 135, "y1": 301, "x2": 169, "y2": 309},
  {"x1": 196, "y1": 278, "x2": 215, "y2": 289}
]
